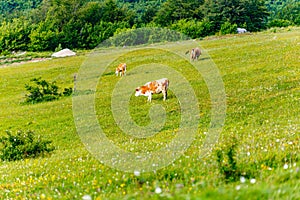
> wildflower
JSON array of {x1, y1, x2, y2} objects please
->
[
  {"x1": 155, "y1": 187, "x2": 162, "y2": 194},
  {"x1": 82, "y1": 195, "x2": 92, "y2": 200},
  {"x1": 240, "y1": 176, "x2": 246, "y2": 183},
  {"x1": 250, "y1": 178, "x2": 256, "y2": 184},
  {"x1": 134, "y1": 170, "x2": 140, "y2": 176},
  {"x1": 40, "y1": 194, "x2": 46, "y2": 199},
  {"x1": 283, "y1": 163, "x2": 289, "y2": 169},
  {"x1": 236, "y1": 185, "x2": 241, "y2": 190}
]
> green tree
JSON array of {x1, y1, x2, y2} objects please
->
[
  {"x1": 0, "y1": 0, "x2": 43, "y2": 22},
  {"x1": 171, "y1": 19, "x2": 213, "y2": 38},
  {"x1": 202, "y1": 0, "x2": 268, "y2": 32},
  {"x1": 241, "y1": 0, "x2": 269, "y2": 31},
  {"x1": 275, "y1": 0, "x2": 300, "y2": 25},
  {"x1": 29, "y1": 21, "x2": 59, "y2": 51},
  {"x1": 0, "y1": 18, "x2": 32, "y2": 53},
  {"x1": 154, "y1": 0, "x2": 204, "y2": 27}
]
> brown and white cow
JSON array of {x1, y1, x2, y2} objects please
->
[
  {"x1": 115, "y1": 63, "x2": 127, "y2": 76},
  {"x1": 135, "y1": 78, "x2": 169, "y2": 102}
]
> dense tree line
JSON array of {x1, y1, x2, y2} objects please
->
[
  {"x1": 265, "y1": 0, "x2": 300, "y2": 27},
  {"x1": 0, "y1": 0, "x2": 299, "y2": 53}
]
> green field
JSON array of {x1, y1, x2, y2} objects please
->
[{"x1": 0, "y1": 27, "x2": 299, "y2": 199}]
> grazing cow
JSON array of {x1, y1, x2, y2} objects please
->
[
  {"x1": 186, "y1": 47, "x2": 201, "y2": 61},
  {"x1": 115, "y1": 63, "x2": 127, "y2": 76},
  {"x1": 135, "y1": 78, "x2": 169, "y2": 102}
]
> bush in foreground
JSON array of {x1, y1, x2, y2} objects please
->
[{"x1": 0, "y1": 130, "x2": 54, "y2": 161}]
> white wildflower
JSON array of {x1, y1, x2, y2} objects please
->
[
  {"x1": 240, "y1": 176, "x2": 246, "y2": 183},
  {"x1": 82, "y1": 195, "x2": 92, "y2": 200},
  {"x1": 250, "y1": 178, "x2": 256, "y2": 184},
  {"x1": 134, "y1": 170, "x2": 140, "y2": 176},
  {"x1": 155, "y1": 187, "x2": 162, "y2": 194}
]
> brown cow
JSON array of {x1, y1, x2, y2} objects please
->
[{"x1": 115, "y1": 63, "x2": 127, "y2": 76}]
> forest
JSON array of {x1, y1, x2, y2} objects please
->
[{"x1": 0, "y1": 0, "x2": 299, "y2": 53}]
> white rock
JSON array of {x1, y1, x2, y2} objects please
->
[{"x1": 52, "y1": 48, "x2": 76, "y2": 58}]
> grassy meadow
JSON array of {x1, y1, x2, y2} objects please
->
[{"x1": 0, "y1": 27, "x2": 299, "y2": 199}]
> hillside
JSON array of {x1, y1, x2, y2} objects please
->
[{"x1": 0, "y1": 27, "x2": 299, "y2": 199}]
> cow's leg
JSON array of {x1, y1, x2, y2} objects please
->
[
  {"x1": 163, "y1": 90, "x2": 167, "y2": 101},
  {"x1": 165, "y1": 90, "x2": 167, "y2": 100},
  {"x1": 148, "y1": 93, "x2": 152, "y2": 102}
]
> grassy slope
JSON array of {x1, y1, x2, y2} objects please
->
[{"x1": 0, "y1": 27, "x2": 299, "y2": 199}]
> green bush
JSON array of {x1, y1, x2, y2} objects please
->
[
  {"x1": 25, "y1": 77, "x2": 59, "y2": 103},
  {"x1": 104, "y1": 27, "x2": 187, "y2": 47},
  {"x1": 0, "y1": 130, "x2": 54, "y2": 161},
  {"x1": 55, "y1": 43, "x2": 63, "y2": 52},
  {"x1": 171, "y1": 19, "x2": 213, "y2": 38},
  {"x1": 267, "y1": 19, "x2": 293, "y2": 28},
  {"x1": 62, "y1": 87, "x2": 73, "y2": 96},
  {"x1": 24, "y1": 77, "x2": 73, "y2": 103},
  {"x1": 215, "y1": 138, "x2": 255, "y2": 183},
  {"x1": 219, "y1": 21, "x2": 238, "y2": 35}
]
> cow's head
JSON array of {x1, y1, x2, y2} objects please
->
[{"x1": 135, "y1": 87, "x2": 141, "y2": 96}]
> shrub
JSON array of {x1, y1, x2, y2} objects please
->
[
  {"x1": 24, "y1": 77, "x2": 73, "y2": 103},
  {"x1": 62, "y1": 87, "x2": 73, "y2": 96},
  {"x1": 103, "y1": 27, "x2": 187, "y2": 47},
  {"x1": 0, "y1": 130, "x2": 54, "y2": 161},
  {"x1": 171, "y1": 19, "x2": 213, "y2": 38},
  {"x1": 267, "y1": 19, "x2": 293, "y2": 28},
  {"x1": 219, "y1": 21, "x2": 238, "y2": 35},
  {"x1": 216, "y1": 142, "x2": 241, "y2": 182},
  {"x1": 25, "y1": 77, "x2": 59, "y2": 103},
  {"x1": 215, "y1": 138, "x2": 255, "y2": 183},
  {"x1": 55, "y1": 43, "x2": 63, "y2": 52}
]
